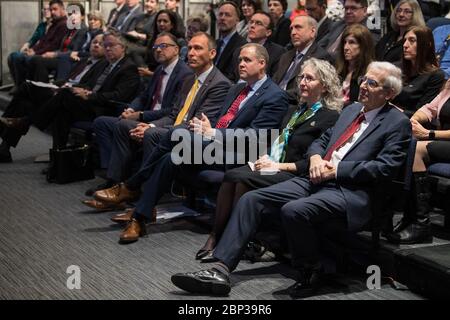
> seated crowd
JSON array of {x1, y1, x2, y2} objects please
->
[{"x1": 2, "y1": 0, "x2": 450, "y2": 297}]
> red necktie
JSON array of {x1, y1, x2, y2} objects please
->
[
  {"x1": 149, "y1": 70, "x2": 166, "y2": 110},
  {"x1": 323, "y1": 112, "x2": 365, "y2": 161},
  {"x1": 215, "y1": 86, "x2": 251, "y2": 128}
]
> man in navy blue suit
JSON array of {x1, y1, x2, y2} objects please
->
[
  {"x1": 170, "y1": 61, "x2": 412, "y2": 297},
  {"x1": 84, "y1": 32, "x2": 192, "y2": 196},
  {"x1": 94, "y1": 43, "x2": 289, "y2": 243}
]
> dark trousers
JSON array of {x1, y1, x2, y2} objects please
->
[
  {"x1": 213, "y1": 177, "x2": 347, "y2": 271},
  {"x1": 1, "y1": 82, "x2": 54, "y2": 147},
  {"x1": 33, "y1": 88, "x2": 97, "y2": 148},
  {"x1": 7, "y1": 51, "x2": 32, "y2": 86},
  {"x1": 28, "y1": 56, "x2": 59, "y2": 83},
  {"x1": 100, "y1": 117, "x2": 169, "y2": 182}
]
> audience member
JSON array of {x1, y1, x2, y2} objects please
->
[
  {"x1": 171, "y1": 61, "x2": 411, "y2": 298},
  {"x1": 376, "y1": 0, "x2": 425, "y2": 65},
  {"x1": 164, "y1": 0, "x2": 186, "y2": 36},
  {"x1": 305, "y1": 0, "x2": 331, "y2": 43},
  {"x1": 290, "y1": 0, "x2": 307, "y2": 21},
  {"x1": 106, "y1": 0, "x2": 130, "y2": 28},
  {"x1": 392, "y1": 25, "x2": 445, "y2": 116},
  {"x1": 268, "y1": 0, "x2": 291, "y2": 47},
  {"x1": 237, "y1": 0, "x2": 262, "y2": 39},
  {"x1": 196, "y1": 58, "x2": 342, "y2": 261},
  {"x1": 336, "y1": 24, "x2": 375, "y2": 106},
  {"x1": 272, "y1": 15, "x2": 331, "y2": 103},
  {"x1": 433, "y1": 24, "x2": 450, "y2": 78}
]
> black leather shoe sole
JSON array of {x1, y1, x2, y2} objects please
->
[{"x1": 171, "y1": 273, "x2": 230, "y2": 296}]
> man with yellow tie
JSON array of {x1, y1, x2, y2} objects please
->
[
  {"x1": 91, "y1": 43, "x2": 289, "y2": 244},
  {"x1": 83, "y1": 32, "x2": 231, "y2": 211}
]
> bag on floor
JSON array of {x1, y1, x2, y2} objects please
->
[{"x1": 47, "y1": 144, "x2": 95, "y2": 184}]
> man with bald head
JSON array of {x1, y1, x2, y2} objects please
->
[{"x1": 272, "y1": 15, "x2": 331, "y2": 103}]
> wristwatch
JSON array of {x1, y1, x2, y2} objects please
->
[
  {"x1": 429, "y1": 130, "x2": 435, "y2": 140},
  {"x1": 139, "y1": 111, "x2": 144, "y2": 122}
]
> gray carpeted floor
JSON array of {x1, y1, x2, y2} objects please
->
[{"x1": 0, "y1": 122, "x2": 425, "y2": 300}]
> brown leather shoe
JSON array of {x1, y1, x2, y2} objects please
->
[
  {"x1": 112, "y1": 208, "x2": 157, "y2": 224},
  {"x1": 119, "y1": 218, "x2": 146, "y2": 243},
  {"x1": 82, "y1": 199, "x2": 126, "y2": 212},
  {"x1": 111, "y1": 208, "x2": 135, "y2": 223},
  {"x1": 94, "y1": 182, "x2": 139, "y2": 205},
  {"x1": 0, "y1": 117, "x2": 29, "y2": 134}
]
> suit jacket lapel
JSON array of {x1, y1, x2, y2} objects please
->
[
  {"x1": 161, "y1": 62, "x2": 180, "y2": 102},
  {"x1": 218, "y1": 33, "x2": 238, "y2": 67},
  {"x1": 344, "y1": 105, "x2": 389, "y2": 157},
  {"x1": 277, "y1": 49, "x2": 296, "y2": 82},
  {"x1": 326, "y1": 107, "x2": 362, "y2": 152},
  {"x1": 186, "y1": 67, "x2": 216, "y2": 119},
  {"x1": 232, "y1": 79, "x2": 269, "y2": 121}
]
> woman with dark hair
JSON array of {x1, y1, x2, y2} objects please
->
[
  {"x1": 375, "y1": 0, "x2": 425, "y2": 65},
  {"x1": 392, "y1": 25, "x2": 445, "y2": 117},
  {"x1": 195, "y1": 58, "x2": 342, "y2": 261},
  {"x1": 237, "y1": 0, "x2": 263, "y2": 39},
  {"x1": 336, "y1": 24, "x2": 374, "y2": 106},
  {"x1": 138, "y1": 9, "x2": 186, "y2": 77},
  {"x1": 267, "y1": 0, "x2": 291, "y2": 47}
]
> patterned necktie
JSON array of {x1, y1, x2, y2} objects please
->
[
  {"x1": 174, "y1": 79, "x2": 200, "y2": 125},
  {"x1": 279, "y1": 53, "x2": 303, "y2": 90},
  {"x1": 215, "y1": 85, "x2": 251, "y2": 129},
  {"x1": 323, "y1": 112, "x2": 365, "y2": 161},
  {"x1": 149, "y1": 70, "x2": 166, "y2": 110},
  {"x1": 92, "y1": 63, "x2": 114, "y2": 93}
]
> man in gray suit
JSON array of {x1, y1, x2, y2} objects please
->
[
  {"x1": 272, "y1": 15, "x2": 331, "y2": 104},
  {"x1": 115, "y1": 0, "x2": 143, "y2": 32}
]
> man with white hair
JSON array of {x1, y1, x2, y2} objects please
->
[{"x1": 171, "y1": 61, "x2": 412, "y2": 298}]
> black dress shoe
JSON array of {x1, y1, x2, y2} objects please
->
[
  {"x1": 171, "y1": 268, "x2": 231, "y2": 296},
  {"x1": 200, "y1": 251, "x2": 218, "y2": 263},
  {"x1": 85, "y1": 180, "x2": 115, "y2": 197},
  {"x1": 385, "y1": 223, "x2": 432, "y2": 244},
  {"x1": 289, "y1": 269, "x2": 322, "y2": 299},
  {"x1": 195, "y1": 248, "x2": 211, "y2": 260}
]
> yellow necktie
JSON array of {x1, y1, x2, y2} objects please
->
[{"x1": 174, "y1": 79, "x2": 200, "y2": 125}]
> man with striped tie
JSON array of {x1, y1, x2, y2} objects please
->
[{"x1": 92, "y1": 42, "x2": 288, "y2": 244}]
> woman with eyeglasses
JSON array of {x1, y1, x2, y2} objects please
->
[
  {"x1": 336, "y1": 24, "x2": 374, "y2": 107},
  {"x1": 375, "y1": 0, "x2": 425, "y2": 65},
  {"x1": 392, "y1": 25, "x2": 445, "y2": 117},
  {"x1": 237, "y1": 0, "x2": 262, "y2": 39},
  {"x1": 195, "y1": 58, "x2": 342, "y2": 262}
]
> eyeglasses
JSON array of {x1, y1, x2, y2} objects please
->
[
  {"x1": 152, "y1": 43, "x2": 177, "y2": 50},
  {"x1": 344, "y1": 5, "x2": 365, "y2": 12},
  {"x1": 358, "y1": 76, "x2": 381, "y2": 88},
  {"x1": 297, "y1": 74, "x2": 317, "y2": 84},
  {"x1": 103, "y1": 43, "x2": 121, "y2": 49},
  {"x1": 395, "y1": 8, "x2": 413, "y2": 15}
]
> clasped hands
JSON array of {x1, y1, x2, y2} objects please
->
[
  {"x1": 189, "y1": 113, "x2": 214, "y2": 138},
  {"x1": 309, "y1": 154, "x2": 336, "y2": 184},
  {"x1": 253, "y1": 154, "x2": 280, "y2": 172},
  {"x1": 410, "y1": 118, "x2": 430, "y2": 140},
  {"x1": 71, "y1": 87, "x2": 92, "y2": 100}
]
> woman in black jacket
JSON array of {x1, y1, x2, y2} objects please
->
[
  {"x1": 392, "y1": 25, "x2": 445, "y2": 117},
  {"x1": 196, "y1": 58, "x2": 343, "y2": 261}
]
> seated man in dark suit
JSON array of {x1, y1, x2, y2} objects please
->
[
  {"x1": 231, "y1": 11, "x2": 286, "y2": 78},
  {"x1": 82, "y1": 31, "x2": 232, "y2": 207},
  {"x1": 106, "y1": 0, "x2": 130, "y2": 28},
  {"x1": 305, "y1": 0, "x2": 331, "y2": 43},
  {"x1": 85, "y1": 32, "x2": 192, "y2": 195},
  {"x1": 214, "y1": 1, "x2": 248, "y2": 82},
  {"x1": 0, "y1": 34, "x2": 106, "y2": 162},
  {"x1": 31, "y1": 31, "x2": 140, "y2": 149},
  {"x1": 272, "y1": 15, "x2": 332, "y2": 104},
  {"x1": 93, "y1": 43, "x2": 289, "y2": 243},
  {"x1": 170, "y1": 61, "x2": 412, "y2": 297}
]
